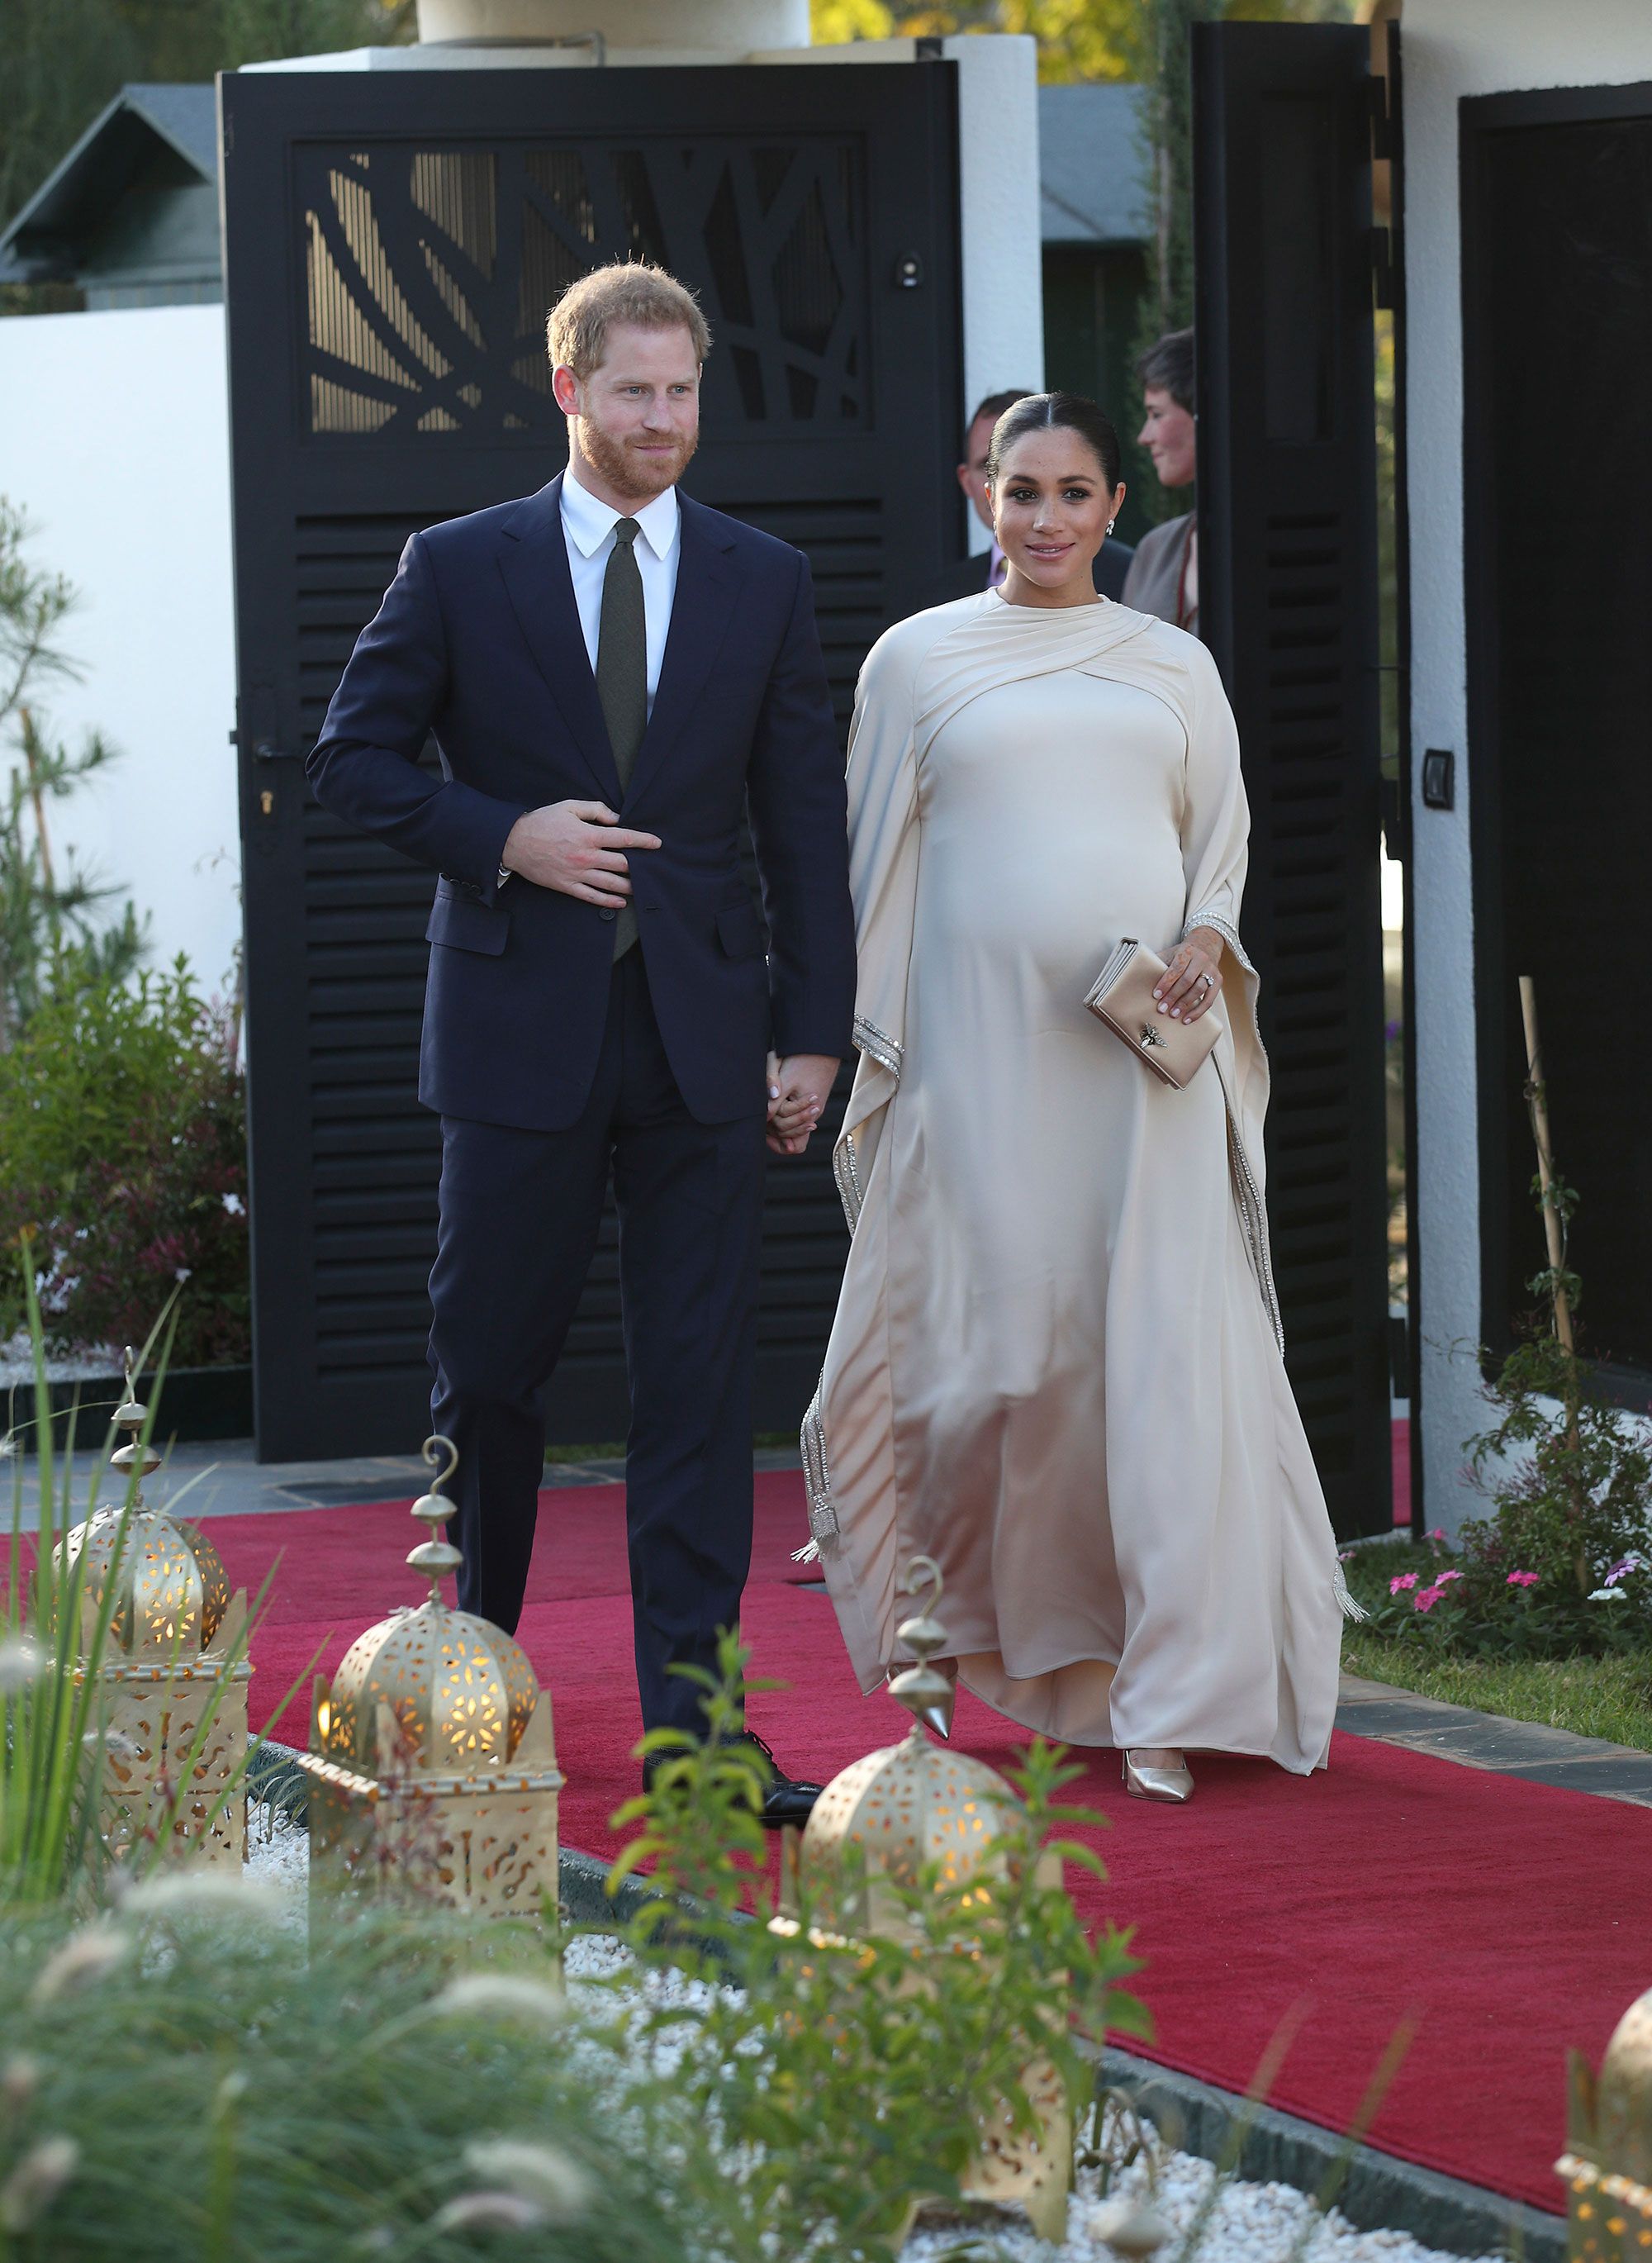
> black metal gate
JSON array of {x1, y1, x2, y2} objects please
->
[
  {"x1": 220, "y1": 62, "x2": 961, "y2": 1461},
  {"x1": 1192, "y1": 22, "x2": 1393, "y2": 1538}
]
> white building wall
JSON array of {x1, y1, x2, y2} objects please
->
[
  {"x1": 1403, "y1": 0, "x2": 1652, "y2": 1532},
  {"x1": 0, "y1": 305, "x2": 240, "y2": 991}
]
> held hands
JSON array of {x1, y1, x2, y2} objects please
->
[
  {"x1": 1153, "y1": 928, "x2": 1225, "y2": 1023},
  {"x1": 501, "y1": 800, "x2": 660, "y2": 906},
  {"x1": 767, "y1": 1053, "x2": 838, "y2": 1157}
]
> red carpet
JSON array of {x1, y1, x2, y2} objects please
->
[{"x1": 207, "y1": 1470, "x2": 1649, "y2": 2218}]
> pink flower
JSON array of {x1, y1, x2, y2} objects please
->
[
  {"x1": 1434, "y1": 1569, "x2": 1464, "y2": 1585},
  {"x1": 1413, "y1": 1585, "x2": 1444, "y2": 1612},
  {"x1": 1389, "y1": 1572, "x2": 1419, "y2": 1593},
  {"x1": 1506, "y1": 1570, "x2": 1540, "y2": 1587}
]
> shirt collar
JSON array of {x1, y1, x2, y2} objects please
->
[{"x1": 561, "y1": 461, "x2": 680, "y2": 563}]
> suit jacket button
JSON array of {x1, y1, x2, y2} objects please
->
[{"x1": 599, "y1": 907, "x2": 617, "y2": 922}]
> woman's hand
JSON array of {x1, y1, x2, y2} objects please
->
[{"x1": 1153, "y1": 929, "x2": 1224, "y2": 1023}]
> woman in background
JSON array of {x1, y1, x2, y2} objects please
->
[
  {"x1": 1123, "y1": 327, "x2": 1199, "y2": 634},
  {"x1": 805, "y1": 392, "x2": 1348, "y2": 1804}
]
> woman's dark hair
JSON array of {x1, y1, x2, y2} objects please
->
[
  {"x1": 984, "y1": 392, "x2": 1123, "y2": 493},
  {"x1": 1135, "y1": 326, "x2": 1195, "y2": 415}
]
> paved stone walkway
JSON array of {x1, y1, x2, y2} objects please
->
[{"x1": 1334, "y1": 1671, "x2": 1652, "y2": 1809}]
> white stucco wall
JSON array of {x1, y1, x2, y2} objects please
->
[
  {"x1": 0, "y1": 305, "x2": 240, "y2": 992},
  {"x1": 1403, "y1": 0, "x2": 1652, "y2": 1532}
]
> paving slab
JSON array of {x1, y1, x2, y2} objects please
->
[{"x1": 1336, "y1": 1673, "x2": 1652, "y2": 1808}]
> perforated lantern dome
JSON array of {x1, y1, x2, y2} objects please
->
[
  {"x1": 55, "y1": 1358, "x2": 250, "y2": 1868},
  {"x1": 788, "y1": 1555, "x2": 1020, "y2": 1935},
  {"x1": 299, "y1": 1439, "x2": 563, "y2": 1922},
  {"x1": 315, "y1": 1601, "x2": 541, "y2": 1778},
  {"x1": 57, "y1": 1378, "x2": 232, "y2": 1663}
]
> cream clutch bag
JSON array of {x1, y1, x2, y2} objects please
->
[{"x1": 1084, "y1": 937, "x2": 1219, "y2": 1090}]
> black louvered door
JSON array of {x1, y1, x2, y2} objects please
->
[
  {"x1": 1191, "y1": 23, "x2": 1391, "y2": 1538},
  {"x1": 220, "y1": 64, "x2": 960, "y2": 1461}
]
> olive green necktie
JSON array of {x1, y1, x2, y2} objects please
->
[{"x1": 596, "y1": 516, "x2": 647, "y2": 961}]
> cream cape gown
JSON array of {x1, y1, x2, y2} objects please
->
[{"x1": 803, "y1": 590, "x2": 1346, "y2": 1775}]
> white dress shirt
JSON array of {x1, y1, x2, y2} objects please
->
[{"x1": 559, "y1": 461, "x2": 681, "y2": 716}]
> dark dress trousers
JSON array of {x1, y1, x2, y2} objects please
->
[
  {"x1": 307, "y1": 474, "x2": 857, "y2": 1733},
  {"x1": 914, "y1": 534, "x2": 1135, "y2": 613}
]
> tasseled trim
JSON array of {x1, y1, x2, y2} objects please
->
[
  {"x1": 1222, "y1": 1095, "x2": 1285, "y2": 1357},
  {"x1": 1335, "y1": 1560, "x2": 1370, "y2": 1623},
  {"x1": 800, "y1": 1387, "x2": 840, "y2": 1557}
]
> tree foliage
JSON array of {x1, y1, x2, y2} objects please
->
[
  {"x1": 810, "y1": 0, "x2": 1355, "y2": 88},
  {"x1": 0, "y1": 502, "x2": 147, "y2": 1047},
  {"x1": 0, "y1": 0, "x2": 413, "y2": 245}
]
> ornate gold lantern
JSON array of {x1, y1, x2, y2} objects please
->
[
  {"x1": 299, "y1": 1438, "x2": 563, "y2": 1920},
  {"x1": 771, "y1": 1557, "x2": 1070, "y2": 2242},
  {"x1": 58, "y1": 1353, "x2": 250, "y2": 1868},
  {"x1": 1558, "y1": 1987, "x2": 1652, "y2": 2258}
]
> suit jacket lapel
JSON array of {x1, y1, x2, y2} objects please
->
[
  {"x1": 623, "y1": 493, "x2": 741, "y2": 813},
  {"x1": 496, "y1": 474, "x2": 622, "y2": 805}
]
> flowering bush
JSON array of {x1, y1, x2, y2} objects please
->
[
  {"x1": 1348, "y1": 1520, "x2": 1652, "y2": 1661},
  {"x1": 0, "y1": 954, "x2": 248, "y2": 1367}
]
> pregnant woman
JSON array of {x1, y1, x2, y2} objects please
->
[{"x1": 804, "y1": 392, "x2": 1349, "y2": 1802}]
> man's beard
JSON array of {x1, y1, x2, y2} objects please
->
[{"x1": 577, "y1": 413, "x2": 697, "y2": 501}]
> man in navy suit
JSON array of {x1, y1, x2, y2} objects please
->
[{"x1": 307, "y1": 263, "x2": 855, "y2": 1823}]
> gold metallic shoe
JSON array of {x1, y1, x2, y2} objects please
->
[{"x1": 1123, "y1": 1749, "x2": 1194, "y2": 1804}]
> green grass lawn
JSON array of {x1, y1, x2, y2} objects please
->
[{"x1": 1341, "y1": 1630, "x2": 1652, "y2": 1754}]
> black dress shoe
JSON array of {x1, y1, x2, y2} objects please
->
[
  {"x1": 643, "y1": 1728, "x2": 824, "y2": 1828},
  {"x1": 738, "y1": 1730, "x2": 825, "y2": 1829}
]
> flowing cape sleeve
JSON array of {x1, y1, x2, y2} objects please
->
[
  {"x1": 831, "y1": 625, "x2": 923, "y2": 1231},
  {"x1": 1175, "y1": 639, "x2": 1284, "y2": 1353}
]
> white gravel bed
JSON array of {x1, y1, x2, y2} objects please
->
[{"x1": 244, "y1": 1819, "x2": 1496, "y2": 2263}]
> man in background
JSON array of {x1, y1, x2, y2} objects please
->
[{"x1": 918, "y1": 386, "x2": 1136, "y2": 611}]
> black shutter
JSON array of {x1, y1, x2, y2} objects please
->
[
  {"x1": 221, "y1": 65, "x2": 961, "y2": 1460},
  {"x1": 1192, "y1": 23, "x2": 1391, "y2": 1538},
  {"x1": 1461, "y1": 84, "x2": 1652, "y2": 1395}
]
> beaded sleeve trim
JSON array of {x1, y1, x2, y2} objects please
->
[
  {"x1": 832, "y1": 1134, "x2": 865, "y2": 1235},
  {"x1": 852, "y1": 1014, "x2": 904, "y2": 1078},
  {"x1": 1182, "y1": 906, "x2": 1255, "y2": 978}
]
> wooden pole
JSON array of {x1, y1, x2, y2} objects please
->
[{"x1": 1518, "y1": 975, "x2": 1574, "y2": 1352}]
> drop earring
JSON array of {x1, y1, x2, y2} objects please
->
[{"x1": 1105, "y1": 518, "x2": 1117, "y2": 535}]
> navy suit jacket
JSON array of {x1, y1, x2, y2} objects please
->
[{"x1": 306, "y1": 476, "x2": 857, "y2": 1132}]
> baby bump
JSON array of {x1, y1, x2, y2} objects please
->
[
  {"x1": 916, "y1": 668, "x2": 1192, "y2": 983},
  {"x1": 922, "y1": 807, "x2": 1187, "y2": 981}
]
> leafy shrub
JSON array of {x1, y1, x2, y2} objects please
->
[
  {"x1": 0, "y1": 955, "x2": 249, "y2": 1367},
  {"x1": 1341, "y1": 1332, "x2": 1652, "y2": 1661}
]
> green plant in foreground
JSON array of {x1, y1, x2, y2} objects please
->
[
  {"x1": 591, "y1": 1634, "x2": 1149, "y2": 2260},
  {"x1": 0, "y1": 1895, "x2": 684, "y2": 2263}
]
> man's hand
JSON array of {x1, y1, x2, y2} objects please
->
[
  {"x1": 501, "y1": 801, "x2": 660, "y2": 906},
  {"x1": 766, "y1": 1053, "x2": 839, "y2": 1157}
]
